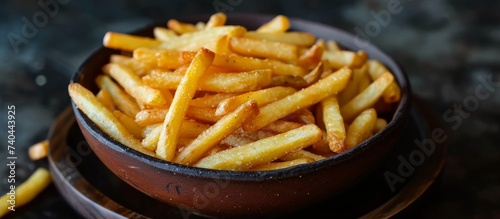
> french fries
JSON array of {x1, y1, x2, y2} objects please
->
[
  {"x1": 256, "y1": 15, "x2": 290, "y2": 33},
  {"x1": 345, "y1": 108, "x2": 377, "y2": 149},
  {"x1": 175, "y1": 100, "x2": 259, "y2": 165},
  {"x1": 69, "y1": 83, "x2": 156, "y2": 157},
  {"x1": 243, "y1": 67, "x2": 351, "y2": 131},
  {"x1": 156, "y1": 48, "x2": 215, "y2": 161},
  {"x1": 195, "y1": 124, "x2": 322, "y2": 170},
  {"x1": 320, "y1": 96, "x2": 346, "y2": 153},
  {"x1": 69, "y1": 13, "x2": 402, "y2": 171}
]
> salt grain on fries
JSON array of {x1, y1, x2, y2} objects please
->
[{"x1": 69, "y1": 13, "x2": 401, "y2": 171}]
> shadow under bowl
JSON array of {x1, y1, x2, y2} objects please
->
[{"x1": 71, "y1": 13, "x2": 411, "y2": 218}]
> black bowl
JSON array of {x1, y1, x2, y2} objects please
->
[{"x1": 71, "y1": 13, "x2": 411, "y2": 218}]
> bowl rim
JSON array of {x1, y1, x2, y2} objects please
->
[{"x1": 71, "y1": 13, "x2": 412, "y2": 181}]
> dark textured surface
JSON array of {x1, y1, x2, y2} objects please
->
[{"x1": 1, "y1": 0, "x2": 499, "y2": 218}]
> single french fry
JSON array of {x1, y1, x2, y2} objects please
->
[
  {"x1": 181, "y1": 52, "x2": 306, "y2": 77},
  {"x1": 235, "y1": 129, "x2": 276, "y2": 141},
  {"x1": 206, "y1": 12, "x2": 227, "y2": 28},
  {"x1": 175, "y1": 100, "x2": 259, "y2": 165},
  {"x1": 69, "y1": 83, "x2": 154, "y2": 156},
  {"x1": 156, "y1": 48, "x2": 215, "y2": 161},
  {"x1": 229, "y1": 37, "x2": 298, "y2": 61},
  {"x1": 367, "y1": 60, "x2": 401, "y2": 103},
  {"x1": 326, "y1": 40, "x2": 341, "y2": 51},
  {"x1": 96, "y1": 88, "x2": 115, "y2": 111},
  {"x1": 160, "y1": 26, "x2": 246, "y2": 53},
  {"x1": 190, "y1": 93, "x2": 238, "y2": 108},
  {"x1": 0, "y1": 168, "x2": 52, "y2": 218},
  {"x1": 28, "y1": 140, "x2": 49, "y2": 161},
  {"x1": 345, "y1": 108, "x2": 377, "y2": 149},
  {"x1": 167, "y1": 19, "x2": 198, "y2": 34},
  {"x1": 244, "y1": 31, "x2": 315, "y2": 46},
  {"x1": 281, "y1": 150, "x2": 325, "y2": 161},
  {"x1": 321, "y1": 95, "x2": 346, "y2": 153},
  {"x1": 143, "y1": 69, "x2": 272, "y2": 93},
  {"x1": 142, "y1": 124, "x2": 160, "y2": 138},
  {"x1": 262, "y1": 120, "x2": 304, "y2": 133},
  {"x1": 358, "y1": 72, "x2": 371, "y2": 93},
  {"x1": 256, "y1": 15, "x2": 290, "y2": 33},
  {"x1": 113, "y1": 110, "x2": 143, "y2": 139},
  {"x1": 110, "y1": 54, "x2": 156, "y2": 76},
  {"x1": 303, "y1": 62, "x2": 323, "y2": 85},
  {"x1": 103, "y1": 32, "x2": 162, "y2": 51},
  {"x1": 153, "y1": 27, "x2": 178, "y2": 41},
  {"x1": 215, "y1": 86, "x2": 296, "y2": 116},
  {"x1": 323, "y1": 50, "x2": 367, "y2": 69},
  {"x1": 374, "y1": 118, "x2": 388, "y2": 133},
  {"x1": 250, "y1": 158, "x2": 314, "y2": 171},
  {"x1": 195, "y1": 124, "x2": 322, "y2": 170},
  {"x1": 338, "y1": 64, "x2": 367, "y2": 105},
  {"x1": 103, "y1": 63, "x2": 166, "y2": 107},
  {"x1": 298, "y1": 44, "x2": 324, "y2": 69},
  {"x1": 243, "y1": 67, "x2": 352, "y2": 131},
  {"x1": 340, "y1": 72, "x2": 394, "y2": 122},
  {"x1": 96, "y1": 75, "x2": 140, "y2": 118},
  {"x1": 133, "y1": 48, "x2": 184, "y2": 69}
]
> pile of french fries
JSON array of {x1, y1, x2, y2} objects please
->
[{"x1": 68, "y1": 13, "x2": 401, "y2": 171}]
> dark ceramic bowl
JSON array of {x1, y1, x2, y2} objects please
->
[{"x1": 71, "y1": 14, "x2": 411, "y2": 218}]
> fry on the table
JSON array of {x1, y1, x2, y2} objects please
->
[
  {"x1": 156, "y1": 48, "x2": 215, "y2": 161},
  {"x1": 0, "y1": 168, "x2": 52, "y2": 218},
  {"x1": 243, "y1": 67, "x2": 352, "y2": 131},
  {"x1": 195, "y1": 124, "x2": 322, "y2": 170},
  {"x1": 28, "y1": 140, "x2": 49, "y2": 161},
  {"x1": 175, "y1": 100, "x2": 259, "y2": 165}
]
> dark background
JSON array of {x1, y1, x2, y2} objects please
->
[{"x1": 1, "y1": 0, "x2": 499, "y2": 218}]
